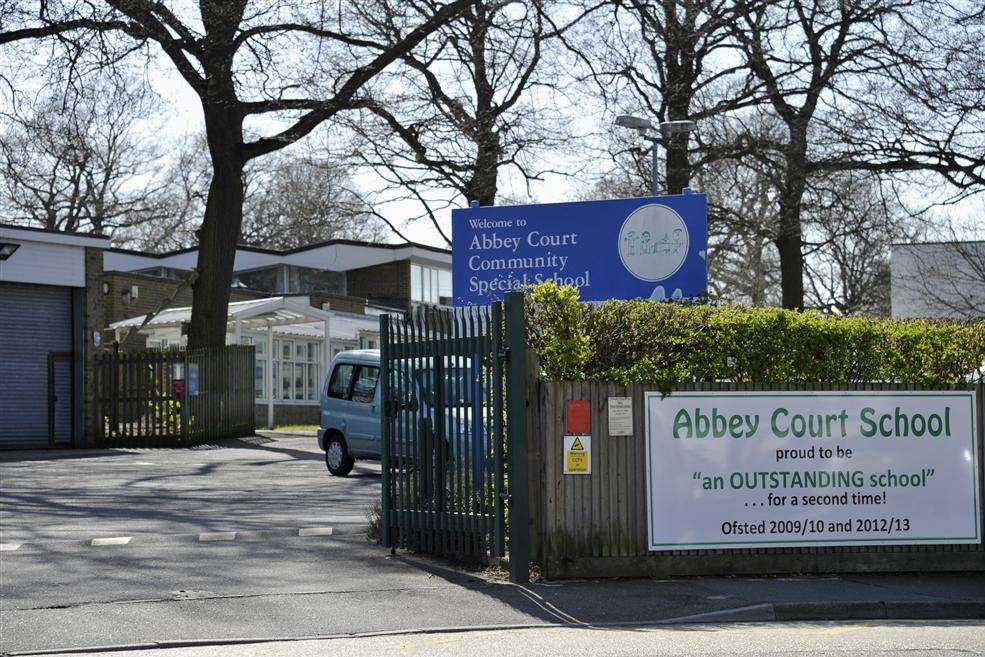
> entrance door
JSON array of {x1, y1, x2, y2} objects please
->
[{"x1": 48, "y1": 352, "x2": 74, "y2": 447}]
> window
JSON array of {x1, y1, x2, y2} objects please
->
[
  {"x1": 439, "y1": 269, "x2": 452, "y2": 299},
  {"x1": 350, "y1": 366, "x2": 379, "y2": 403},
  {"x1": 281, "y1": 362, "x2": 293, "y2": 400},
  {"x1": 411, "y1": 264, "x2": 421, "y2": 301},
  {"x1": 306, "y1": 364, "x2": 317, "y2": 401},
  {"x1": 328, "y1": 363, "x2": 355, "y2": 399},
  {"x1": 411, "y1": 263, "x2": 450, "y2": 304},
  {"x1": 255, "y1": 361, "x2": 265, "y2": 399},
  {"x1": 294, "y1": 364, "x2": 304, "y2": 401},
  {"x1": 272, "y1": 361, "x2": 280, "y2": 399},
  {"x1": 251, "y1": 338, "x2": 322, "y2": 402}
]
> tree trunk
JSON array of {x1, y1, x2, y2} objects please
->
[
  {"x1": 661, "y1": 0, "x2": 693, "y2": 195},
  {"x1": 464, "y1": 130, "x2": 500, "y2": 206},
  {"x1": 664, "y1": 132, "x2": 690, "y2": 195},
  {"x1": 776, "y1": 131, "x2": 809, "y2": 310},
  {"x1": 187, "y1": 107, "x2": 245, "y2": 349}
]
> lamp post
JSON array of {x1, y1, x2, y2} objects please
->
[{"x1": 614, "y1": 115, "x2": 696, "y2": 196}]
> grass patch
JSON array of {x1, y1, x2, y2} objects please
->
[{"x1": 273, "y1": 424, "x2": 319, "y2": 433}]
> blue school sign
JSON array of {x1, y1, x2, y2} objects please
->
[{"x1": 452, "y1": 192, "x2": 708, "y2": 305}]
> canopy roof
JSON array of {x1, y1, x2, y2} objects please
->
[{"x1": 110, "y1": 296, "x2": 380, "y2": 340}]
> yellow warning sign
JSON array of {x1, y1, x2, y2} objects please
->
[{"x1": 563, "y1": 435, "x2": 591, "y2": 475}]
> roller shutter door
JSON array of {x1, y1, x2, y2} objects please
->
[{"x1": 0, "y1": 282, "x2": 73, "y2": 448}]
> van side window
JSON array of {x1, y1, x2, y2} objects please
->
[
  {"x1": 350, "y1": 366, "x2": 380, "y2": 404},
  {"x1": 327, "y1": 363, "x2": 355, "y2": 399}
]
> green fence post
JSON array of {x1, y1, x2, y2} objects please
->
[
  {"x1": 504, "y1": 292, "x2": 529, "y2": 584},
  {"x1": 380, "y1": 314, "x2": 392, "y2": 549}
]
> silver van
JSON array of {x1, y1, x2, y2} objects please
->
[
  {"x1": 317, "y1": 349, "x2": 382, "y2": 476},
  {"x1": 317, "y1": 349, "x2": 484, "y2": 476}
]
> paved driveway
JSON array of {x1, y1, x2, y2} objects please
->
[
  {"x1": 0, "y1": 436, "x2": 577, "y2": 655},
  {"x1": 0, "y1": 433, "x2": 378, "y2": 545}
]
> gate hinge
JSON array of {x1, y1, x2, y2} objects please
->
[{"x1": 498, "y1": 347, "x2": 511, "y2": 361}]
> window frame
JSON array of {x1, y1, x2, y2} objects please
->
[
  {"x1": 349, "y1": 365, "x2": 380, "y2": 404},
  {"x1": 327, "y1": 362, "x2": 356, "y2": 400}
]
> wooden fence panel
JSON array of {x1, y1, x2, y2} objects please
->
[
  {"x1": 534, "y1": 380, "x2": 985, "y2": 578},
  {"x1": 93, "y1": 345, "x2": 255, "y2": 447}
]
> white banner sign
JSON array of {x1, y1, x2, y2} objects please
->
[{"x1": 644, "y1": 391, "x2": 981, "y2": 551}]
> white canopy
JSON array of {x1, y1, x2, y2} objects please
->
[{"x1": 110, "y1": 296, "x2": 380, "y2": 339}]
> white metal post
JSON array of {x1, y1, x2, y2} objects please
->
[
  {"x1": 323, "y1": 315, "x2": 332, "y2": 389},
  {"x1": 266, "y1": 323, "x2": 274, "y2": 429}
]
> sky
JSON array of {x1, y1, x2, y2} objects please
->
[
  {"x1": 142, "y1": 55, "x2": 600, "y2": 251},
  {"x1": 4, "y1": 4, "x2": 982, "y2": 250}
]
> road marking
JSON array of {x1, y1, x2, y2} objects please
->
[
  {"x1": 298, "y1": 527, "x2": 334, "y2": 537},
  {"x1": 0, "y1": 543, "x2": 22, "y2": 551},
  {"x1": 199, "y1": 532, "x2": 237, "y2": 542},
  {"x1": 91, "y1": 536, "x2": 132, "y2": 546}
]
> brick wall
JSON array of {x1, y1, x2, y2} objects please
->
[
  {"x1": 254, "y1": 403, "x2": 320, "y2": 428},
  {"x1": 103, "y1": 271, "x2": 267, "y2": 327},
  {"x1": 83, "y1": 248, "x2": 105, "y2": 446},
  {"x1": 308, "y1": 293, "x2": 368, "y2": 315},
  {"x1": 346, "y1": 260, "x2": 411, "y2": 311}
]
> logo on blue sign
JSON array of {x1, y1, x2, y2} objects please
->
[{"x1": 452, "y1": 192, "x2": 708, "y2": 305}]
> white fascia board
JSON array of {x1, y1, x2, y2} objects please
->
[
  {"x1": 0, "y1": 240, "x2": 87, "y2": 286},
  {"x1": 0, "y1": 226, "x2": 109, "y2": 249},
  {"x1": 104, "y1": 251, "x2": 165, "y2": 272},
  {"x1": 305, "y1": 244, "x2": 451, "y2": 271},
  {"x1": 105, "y1": 242, "x2": 452, "y2": 275}
]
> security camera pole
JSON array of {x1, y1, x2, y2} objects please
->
[{"x1": 614, "y1": 115, "x2": 696, "y2": 196}]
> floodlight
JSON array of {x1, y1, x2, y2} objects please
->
[
  {"x1": 0, "y1": 243, "x2": 20, "y2": 260},
  {"x1": 659, "y1": 120, "x2": 697, "y2": 139},
  {"x1": 614, "y1": 115, "x2": 653, "y2": 131}
]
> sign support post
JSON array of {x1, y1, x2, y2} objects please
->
[{"x1": 504, "y1": 292, "x2": 529, "y2": 583}]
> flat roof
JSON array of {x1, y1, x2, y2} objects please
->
[
  {"x1": 108, "y1": 237, "x2": 451, "y2": 258},
  {"x1": 891, "y1": 240, "x2": 985, "y2": 247},
  {"x1": 0, "y1": 222, "x2": 111, "y2": 248}
]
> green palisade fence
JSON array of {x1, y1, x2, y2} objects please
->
[{"x1": 380, "y1": 293, "x2": 529, "y2": 581}]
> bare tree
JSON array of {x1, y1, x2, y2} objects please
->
[
  {"x1": 803, "y1": 173, "x2": 919, "y2": 316},
  {"x1": 697, "y1": 147, "x2": 781, "y2": 305},
  {"x1": 565, "y1": 0, "x2": 769, "y2": 195},
  {"x1": 345, "y1": 0, "x2": 582, "y2": 244},
  {"x1": 0, "y1": 78, "x2": 168, "y2": 235},
  {"x1": 240, "y1": 153, "x2": 388, "y2": 250},
  {"x1": 120, "y1": 138, "x2": 392, "y2": 252},
  {"x1": 1, "y1": 0, "x2": 470, "y2": 347},
  {"x1": 730, "y1": 0, "x2": 985, "y2": 310}
]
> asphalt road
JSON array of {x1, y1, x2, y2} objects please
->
[
  {"x1": 0, "y1": 433, "x2": 376, "y2": 544},
  {"x1": 3, "y1": 434, "x2": 984, "y2": 656},
  {"x1": 38, "y1": 621, "x2": 985, "y2": 657}
]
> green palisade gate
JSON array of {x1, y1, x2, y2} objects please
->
[{"x1": 380, "y1": 293, "x2": 529, "y2": 582}]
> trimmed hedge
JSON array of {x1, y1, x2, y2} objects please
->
[{"x1": 525, "y1": 282, "x2": 985, "y2": 387}]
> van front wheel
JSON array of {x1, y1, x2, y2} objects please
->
[{"x1": 325, "y1": 434, "x2": 354, "y2": 477}]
